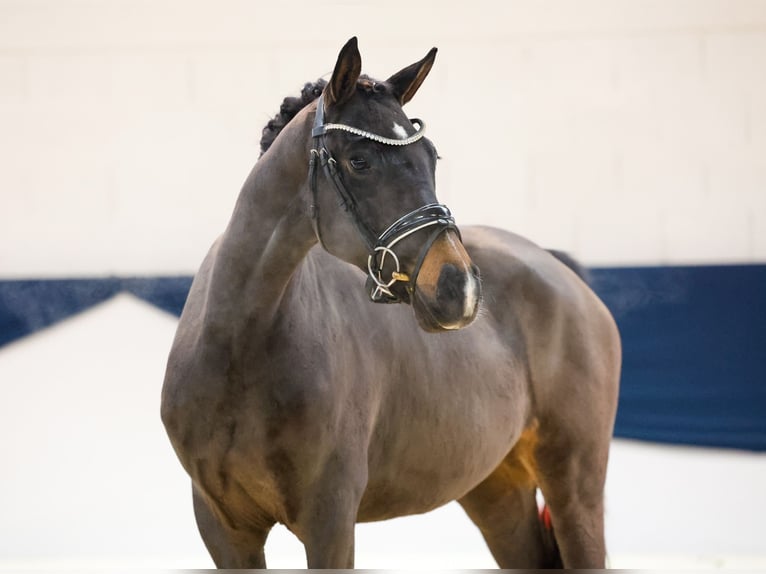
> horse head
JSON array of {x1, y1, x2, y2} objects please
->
[{"x1": 308, "y1": 37, "x2": 481, "y2": 332}]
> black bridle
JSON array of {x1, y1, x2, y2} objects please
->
[{"x1": 308, "y1": 94, "x2": 458, "y2": 303}]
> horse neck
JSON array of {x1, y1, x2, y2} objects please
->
[{"x1": 207, "y1": 107, "x2": 317, "y2": 330}]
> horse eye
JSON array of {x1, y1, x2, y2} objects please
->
[{"x1": 349, "y1": 157, "x2": 370, "y2": 171}]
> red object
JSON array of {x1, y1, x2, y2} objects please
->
[{"x1": 539, "y1": 504, "x2": 553, "y2": 531}]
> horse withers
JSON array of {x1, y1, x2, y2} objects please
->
[{"x1": 161, "y1": 37, "x2": 621, "y2": 568}]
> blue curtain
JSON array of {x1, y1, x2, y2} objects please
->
[
  {"x1": 591, "y1": 265, "x2": 766, "y2": 451},
  {"x1": 1, "y1": 265, "x2": 764, "y2": 451},
  {"x1": 0, "y1": 277, "x2": 192, "y2": 348}
]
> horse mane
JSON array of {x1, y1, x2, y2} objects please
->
[{"x1": 259, "y1": 79, "x2": 327, "y2": 157}]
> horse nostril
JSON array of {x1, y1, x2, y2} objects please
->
[
  {"x1": 436, "y1": 264, "x2": 467, "y2": 309},
  {"x1": 436, "y1": 263, "x2": 465, "y2": 297},
  {"x1": 470, "y1": 263, "x2": 480, "y2": 279}
]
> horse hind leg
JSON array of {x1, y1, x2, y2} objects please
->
[
  {"x1": 192, "y1": 485, "x2": 274, "y2": 568},
  {"x1": 457, "y1": 427, "x2": 562, "y2": 568},
  {"x1": 534, "y1": 414, "x2": 612, "y2": 568}
]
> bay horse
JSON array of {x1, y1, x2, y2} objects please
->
[{"x1": 161, "y1": 37, "x2": 621, "y2": 569}]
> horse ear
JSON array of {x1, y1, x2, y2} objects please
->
[
  {"x1": 326, "y1": 37, "x2": 362, "y2": 108},
  {"x1": 386, "y1": 47, "x2": 437, "y2": 105}
]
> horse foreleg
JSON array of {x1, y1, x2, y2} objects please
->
[
  {"x1": 192, "y1": 485, "x2": 273, "y2": 568},
  {"x1": 301, "y1": 502, "x2": 357, "y2": 568},
  {"x1": 294, "y1": 457, "x2": 366, "y2": 568}
]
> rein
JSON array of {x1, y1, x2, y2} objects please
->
[{"x1": 308, "y1": 94, "x2": 458, "y2": 303}]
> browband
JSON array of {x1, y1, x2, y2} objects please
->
[{"x1": 312, "y1": 95, "x2": 426, "y2": 146}]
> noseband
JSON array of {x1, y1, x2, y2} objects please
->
[{"x1": 308, "y1": 94, "x2": 458, "y2": 303}]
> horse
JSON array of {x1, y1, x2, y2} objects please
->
[{"x1": 161, "y1": 37, "x2": 621, "y2": 569}]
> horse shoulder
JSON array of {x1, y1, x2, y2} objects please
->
[{"x1": 161, "y1": 237, "x2": 280, "y2": 472}]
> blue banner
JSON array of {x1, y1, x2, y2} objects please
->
[{"x1": 1, "y1": 265, "x2": 764, "y2": 451}]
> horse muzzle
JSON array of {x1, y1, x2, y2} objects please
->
[
  {"x1": 405, "y1": 230, "x2": 481, "y2": 332},
  {"x1": 412, "y1": 262, "x2": 481, "y2": 332},
  {"x1": 361, "y1": 204, "x2": 481, "y2": 331},
  {"x1": 365, "y1": 203, "x2": 458, "y2": 304}
]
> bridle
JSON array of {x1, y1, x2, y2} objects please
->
[{"x1": 308, "y1": 94, "x2": 458, "y2": 304}]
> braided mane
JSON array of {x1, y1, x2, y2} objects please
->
[{"x1": 259, "y1": 79, "x2": 326, "y2": 157}]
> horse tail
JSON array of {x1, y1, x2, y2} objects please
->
[{"x1": 548, "y1": 249, "x2": 590, "y2": 284}]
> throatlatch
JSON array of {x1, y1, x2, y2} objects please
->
[{"x1": 308, "y1": 94, "x2": 458, "y2": 303}]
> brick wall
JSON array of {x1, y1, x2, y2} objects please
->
[{"x1": 1, "y1": 0, "x2": 764, "y2": 275}]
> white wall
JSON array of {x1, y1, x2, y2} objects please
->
[{"x1": 2, "y1": 0, "x2": 765, "y2": 277}]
